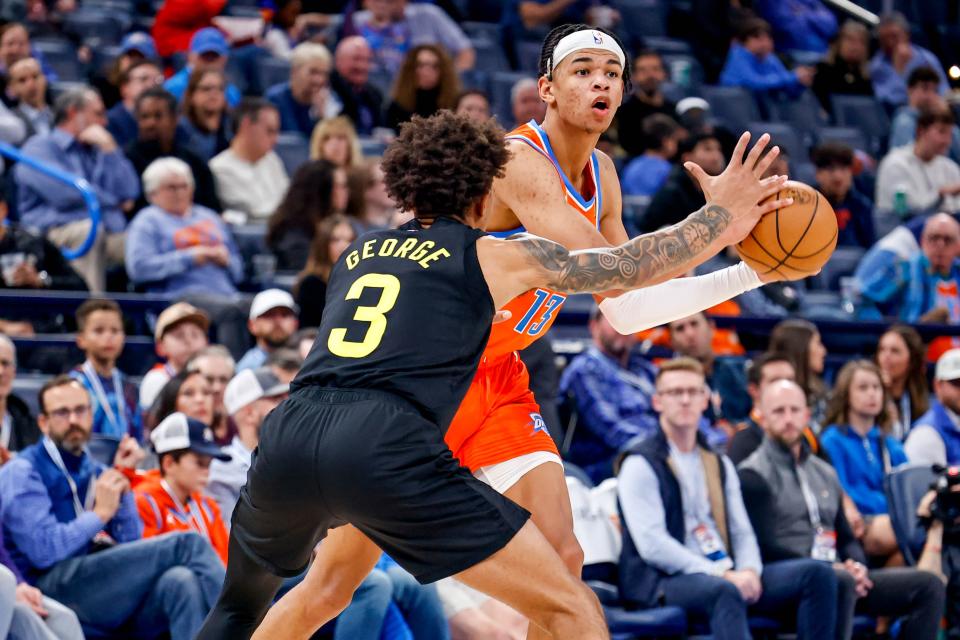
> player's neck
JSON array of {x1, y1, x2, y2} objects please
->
[{"x1": 540, "y1": 116, "x2": 599, "y2": 185}]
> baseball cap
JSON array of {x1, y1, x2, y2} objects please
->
[
  {"x1": 249, "y1": 289, "x2": 298, "y2": 321},
  {"x1": 120, "y1": 32, "x2": 157, "y2": 60},
  {"x1": 224, "y1": 367, "x2": 289, "y2": 415},
  {"x1": 676, "y1": 97, "x2": 710, "y2": 117},
  {"x1": 936, "y1": 348, "x2": 960, "y2": 381},
  {"x1": 154, "y1": 302, "x2": 210, "y2": 342},
  {"x1": 190, "y1": 27, "x2": 229, "y2": 56},
  {"x1": 150, "y1": 412, "x2": 231, "y2": 460}
]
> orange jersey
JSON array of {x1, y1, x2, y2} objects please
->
[{"x1": 483, "y1": 121, "x2": 603, "y2": 360}]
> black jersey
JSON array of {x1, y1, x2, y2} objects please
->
[{"x1": 293, "y1": 217, "x2": 494, "y2": 430}]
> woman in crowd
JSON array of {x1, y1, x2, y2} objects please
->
[
  {"x1": 454, "y1": 89, "x2": 491, "y2": 123},
  {"x1": 294, "y1": 213, "x2": 355, "y2": 328},
  {"x1": 309, "y1": 115, "x2": 363, "y2": 168},
  {"x1": 821, "y1": 360, "x2": 908, "y2": 565},
  {"x1": 266, "y1": 159, "x2": 346, "y2": 271},
  {"x1": 768, "y1": 318, "x2": 830, "y2": 430},
  {"x1": 812, "y1": 20, "x2": 874, "y2": 113},
  {"x1": 187, "y1": 345, "x2": 237, "y2": 446},
  {"x1": 149, "y1": 368, "x2": 215, "y2": 431},
  {"x1": 180, "y1": 68, "x2": 233, "y2": 162},
  {"x1": 385, "y1": 44, "x2": 460, "y2": 132},
  {"x1": 876, "y1": 324, "x2": 929, "y2": 440}
]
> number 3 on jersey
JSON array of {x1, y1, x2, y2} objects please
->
[
  {"x1": 328, "y1": 273, "x2": 401, "y2": 358},
  {"x1": 514, "y1": 289, "x2": 565, "y2": 337}
]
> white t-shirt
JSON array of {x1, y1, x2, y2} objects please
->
[{"x1": 210, "y1": 149, "x2": 290, "y2": 220}]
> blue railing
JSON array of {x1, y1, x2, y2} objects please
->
[{"x1": 0, "y1": 141, "x2": 100, "y2": 259}]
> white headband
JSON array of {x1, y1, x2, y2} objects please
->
[{"x1": 550, "y1": 29, "x2": 626, "y2": 74}]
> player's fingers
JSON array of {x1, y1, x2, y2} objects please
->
[
  {"x1": 728, "y1": 131, "x2": 750, "y2": 168},
  {"x1": 752, "y1": 145, "x2": 781, "y2": 179},
  {"x1": 492, "y1": 310, "x2": 512, "y2": 324},
  {"x1": 683, "y1": 161, "x2": 710, "y2": 188},
  {"x1": 759, "y1": 174, "x2": 787, "y2": 187},
  {"x1": 756, "y1": 196, "x2": 794, "y2": 216},
  {"x1": 743, "y1": 133, "x2": 771, "y2": 172}
]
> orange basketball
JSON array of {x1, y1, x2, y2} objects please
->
[{"x1": 735, "y1": 181, "x2": 838, "y2": 279}]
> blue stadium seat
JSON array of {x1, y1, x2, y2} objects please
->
[
  {"x1": 644, "y1": 37, "x2": 692, "y2": 56},
  {"x1": 472, "y1": 38, "x2": 510, "y2": 74},
  {"x1": 490, "y1": 71, "x2": 532, "y2": 126},
  {"x1": 701, "y1": 85, "x2": 760, "y2": 134},
  {"x1": 792, "y1": 162, "x2": 817, "y2": 187},
  {"x1": 831, "y1": 95, "x2": 890, "y2": 156},
  {"x1": 33, "y1": 39, "x2": 82, "y2": 82},
  {"x1": 515, "y1": 40, "x2": 542, "y2": 74},
  {"x1": 461, "y1": 21, "x2": 501, "y2": 43},
  {"x1": 885, "y1": 464, "x2": 938, "y2": 565},
  {"x1": 87, "y1": 434, "x2": 121, "y2": 466},
  {"x1": 231, "y1": 223, "x2": 269, "y2": 281},
  {"x1": 257, "y1": 57, "x2": 292, "y2": 95},
  {"x1": 614, "y1": 0, "x2": 667, "y2": 39},
  {"x1": 768, "y1": 90, "x2": 828, "y2": 151},
  {"x1": 747, "y1": 121, "x2": 807, "y2": 164},
  {"x1": 11, "y1": 374, "x2": 47, "y2": 417},
  {"x1": 359, "y1": 138, "x2": 387, "y2": 157},
  {"x1": 274, "y1": 132, "x2": 310, "y2": 175},
  {"x1": 817, "y1": 126, "x2": 868, "y2": 153},
  {"x1": 63, "y1": 9, "x2": 126, "y2": 45},
  {"x1": 458, "y1": 69, "x2": 488, "y2": 92},
  {"x1": 810, "y1": 246, "x2": 865, "y2": 291},
  {"x1": 802, "y1": 290, "x2": 842, "y2": 311}
]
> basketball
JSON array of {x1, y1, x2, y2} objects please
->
[{"x1": 735, "y1": 181, "x2": 838, "y2": 279}]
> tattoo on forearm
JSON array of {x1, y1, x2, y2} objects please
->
[{"x1": 520, "y1": 204, "x2": 732, "y2": 294}]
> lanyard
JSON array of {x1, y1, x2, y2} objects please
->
[
  {"x1": 159, "y1": 479, "x2": 211, "y2": 541},
  {"x1": 796, "y1": 464, "x2": 823, "y2": 531},
  {"x1": 81, "y1": 361, "x2": 127, "y2": 437},
  {"x1": 42, "y1": 437, "x2": 94, "y2": 518},
  {"x1": 0, "y1": 412, "x2": 10, "y2": 449}
]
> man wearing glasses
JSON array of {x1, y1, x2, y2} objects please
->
[
  {"x1": 0, "y1": 376, "x2": 226, "y2": 640},
  {"x1": 615, "y1": 357, "x2": 838, "y2": 640}
]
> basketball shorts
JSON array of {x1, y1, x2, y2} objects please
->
[
  {"x1": 230, "y1": 386, "x2": 531, "y2": 584},
  {"x1": 446, "y1": 352, "x2": 560, "y2": 472}
]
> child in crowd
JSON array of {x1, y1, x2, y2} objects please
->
[
  {"x1": 139, "y1": 303, "x2": 210, "y2": 412},
  {"x1": 70, "y1": 299, "x2": 144, "y2": 442}
]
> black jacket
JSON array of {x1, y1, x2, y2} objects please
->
[
  {"x1": 330, "y1": 71, "x2": 384, "y2": 135},
  {"x1": 5, "y1": 393, "x2": 40, "y2": 453},
  {"x1": 124, "y1": 139, "x2": 222, "y2": 214},
  {"x1": 639, "y1": 166, "x2": 705, "y2": 233}
]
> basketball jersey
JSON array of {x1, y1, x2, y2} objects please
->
[
  {"x1": 483, "y1": 120, "x2": 603, "y2": 359},
  {"x1": 293, "y1": 217, "x2": 494, "y2": 430}
]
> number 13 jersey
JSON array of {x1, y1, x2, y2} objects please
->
[{"x1": 293, "y1": 217, "x2": 494, "y2": 431}]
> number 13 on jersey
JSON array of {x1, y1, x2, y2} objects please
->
[
  {"x1": 514, "y1": 289, "x2": 565, "y2": 337},
  {"x1": 328, "y1": 273, "x2": 401, "y2": 358}
]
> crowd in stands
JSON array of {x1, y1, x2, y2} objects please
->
[{"x1": 3, "y1": 0, "x2": 960, "y2": 637}]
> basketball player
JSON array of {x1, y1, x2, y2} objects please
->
[{"x1": 195, "y1": 113, "x2": 788, "y2": 639}]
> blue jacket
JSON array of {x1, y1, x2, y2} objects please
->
[
  {"x1": 900, "y1": 253, "x2": 960, "y2": 323},
  {"x1": 820, "y1": 424, "x2": 907, "y2": 515},
  {"x1": 719, "y1": 43, "x2": 804, "y2": 97},
  {"x1": 0, "y1": 441, "x2": 142, "y2": 582},
  {"x1": 754, "y1": 0, "x2": 837, "y2": 54},
  {"x1": 870, "y1": 45, "x2": 948, "y2": 107},
  {"x1": 915, "y1": 401, "x2": 960, "y2": 465},
  {"x1": 266, "y1": 82, "x2": 315, "y2": 137},
  {"x1": 621, "y1": 156, "x2": 672, "y2": 197},
  {"x1": 106, "y1": 103, "x2": 138, "y2": 150}
]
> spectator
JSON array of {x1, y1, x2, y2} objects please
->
[
  {"x1": 351, "y1": 0, "x2": 474, "y2": 74},
  {"x1": 211, "y1": 98, "x2": 289, "y2": 221},
  {"x1": 16, "y1": 87, "x2": 140, "y2": 293},
  {"x1": 309, "y1": 114, "x2": 364, "y2": 168},
  {"x1": 727, "y1": 352, "x2": 797, "y2": 465},
  {"x1": 185, "y1": 345, "x2": 236, "y2": 445},
  {"x1": 267, "y1": 160, "x2": 346, "y2": 271},
  {"x1": 621, "y1": 114, "x2": 682, "y2": 197},
  {"x1": 90, "y1": 32, "x2": 159, "y2": 110},
  {"x1": 508, "y1": 0, "x2": 620, "y2": 34},
  {"x1": 899, "y1": 213, "x2": 960, "y2": 324},
  {"x1": 353, "y1": 159, "x2": 397, "y2": 230},
  {"x1": 265, "y1": 348, "x2": 302, "y2": 385},
  {"x1": 7, "y1": 57, "x2": 52, "y2": 141},
  {"x1": 139, "y1": 303, "x2": 210, "y2": 411},
  {"x1": 905, "y1": 348, "x2": 960, "y2": 466},
  {"x1": 719, "y1": 19, "x2": 812, "y2": 98},
  {"x1": 267, "y1": 42, "x2": 340, "y2": 138},
  {"x1": 821, "y1": 360, "x2": 907, "y2": 563},
  {"x1": 261, "y1": 0, "x2": 331, "y2": 60},
  {"x1": 668, "y1": 312, "x2": 751, "y2": 426},
  {"x1": 768, "y1": 318, "x2": 829, "y2": 430},
  {"x1": 557, "y1": 307, "x2": 659, "y2": 483},
  {"x1": 813, "y1": 20, "x2": 874, "y2": 113},
  {"x1": 69, "y1": 299, "x2": 143, "y2": 442},
  {"x1": 617, "y1": 358, "x2": 838, "y2": 637},
  {"x1": 870, "y1": 12, "x2": 948, "y2": 110},
  {"x1": 294, "y1": 214, "x2": 355, "y2": 328},
  {"x1": 106, "y1": 60, "x2": 164, "y2": 149},
  {"x1": 753, "y1": 0, "x2": 837, "y2": 55},
  {"x1": 615, "y1": 50, "x2": 677, "y2": 158},
  {"x1": 890, "y1": 69, "x2": 960, "y2": 159},
  {"x1": 179, "y1": 68, "x2": 232, "y2": 162},
  {"x1": 293, "y1": 327, "x2": 318, "y2": 360},
  {"x1": 208, "y1": 367, "x2": 289, "y2": 523},
  {"x1": 0, "y1": 376, "x2": 226, "y2": 640},
  {"x1": 126, "y1": 87, "x2": 222, "y2": 213},
  {"x1": 163, "y1": 28, "x2": 242, "y2": 108},
  {"x1": 126, "y1": 157, "x2": 243, "y2": 296},
  {"x1": 330, "y1": 36, "x2": 384, "y2": 136},
  {"x1": 510, "y1": 77, "x2": 546, "y2": 128},
  {"x1": 640, "y1": 132, "x2": 723, "y2": 233},
  {"x1": 0, "y1": 335, "x2": 40, "y2": 455},
  {"x1": 136, "y1": 412, "x2": 231, "y2": 563},
  {"x1": 152, "y1": 0, "x2": 226, "y2": 59},
  {"x1": 876, "y1": 324, "x2": 929, "y2": 439},
  {"x1": 811, "y1": 142, "x2": 876, "y2": 249},
  {"x1": 738, "y1": 379, "x2": 945, "y2": 640},
  {"x1": 385, "y1": 44, "x2": 459, "y2": 132},
  {"x1": 150, "y1": 368, "x2": 215, "y2": 429},
  {"x1": 0, "y1": 23, "x2": 56, "y2": 101},
  {"x1": 455, "y1": 89, "x2": 491, "y2": 123},
  {"x1": 236, "y1": 289, "x2": 300, "y2": 372}
]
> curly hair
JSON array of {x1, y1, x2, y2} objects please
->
[
  {"x1": 382, "y1": 111, "x2": 509, "y2": 220},
  {"x1": 538, "y1": 23, "x2": 632, "y2": 93}
]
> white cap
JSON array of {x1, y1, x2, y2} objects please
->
[
  {"x1": 224, "y1": 367, "x2": 289, "y2": 415},
  {"x1": 676, "y1": 97, "x2": 710, "y2": 117},
  {"x1": 150, "y1": 412, "x2": 230, "y2": 460},
  {"x1": 936, "y1": 348, "x2": 960, "y2": 381},
  {"x1": 249, "y1": 288, "x2": 298, "y2": 321}
]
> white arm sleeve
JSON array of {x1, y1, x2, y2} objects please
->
[{"x1": 598, "y1": 262, "x2": 763, "y2": 335}]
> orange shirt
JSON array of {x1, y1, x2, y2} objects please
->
[{"x1": 134, "y1": 470, "x2": 229, "y2": 564}]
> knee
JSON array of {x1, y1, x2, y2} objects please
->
[
  {"x1": 712, "y1": 578, "x2": 746, "y2": 608},
  {"x1": 801, "y1": 560, "x2": 839, "y2": 592},
  {"x1": 158, "y1": 566, "x2": 202, "y2": 592},
  {"x1": 916, "y1": 570, "x2": 947, "y2": 607}
]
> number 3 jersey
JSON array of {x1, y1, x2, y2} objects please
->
[{"x1": 292, "y1": 217, "x2": 494, "y2": 431}]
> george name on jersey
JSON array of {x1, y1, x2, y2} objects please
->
[{"x1": 345, "y1": 237, "x2": 452, "y2": 271}]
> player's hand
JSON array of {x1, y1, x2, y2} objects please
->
[
  {"x1": 684, "y1": 132, "x2": 792, "y2": 247},
  {"x1": 492, "y1": 310, "x2": 512, "y2": 325}
]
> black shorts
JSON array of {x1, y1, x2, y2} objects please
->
[{"x1": 230, "y1": 386, "x2": 531, "y2": 584}]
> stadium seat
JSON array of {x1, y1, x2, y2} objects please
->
[
  {"x1": 831, "y1": 95, "x2": 890, "y2": 156},
  {"x1": 614, "y1": 0, "x2": 667, "y2": 39},
  {"x1": 472, "y1": 38, "x2": 510, "y2": 74},
  {"x1": 514, "y1": 40, "x2": 542, "y2": 74},
  {"x1": 563, "y1": 461, "x2": 594, "y2": 488},
  {"x1": 792, "y1": 161, "x2": 817, "y2": 187},
  {"x1": 461, "y1": 21, "x2": 501, "y2": 43},
  {"x1": 33, "y1": 39, "x2": 82, "y2": 82},
  {"x1": 87, "y1": 434, "x2": 122, "y2": 465},
  {"x1": 490, "y1": 71, "x2": 531, "y2": 126},
  {"x1": 231, "y1": 223, "x2": 269, "y2": 267},
  {"x1": 747, "y1": 121, "x2": 807, "y2": 164},
  {"x1": 701, "y1": 85, "x2": 760, "y2": 134},
  {"x1": 458, "y1": 69, "x2": 488, "y2": 92},
  {"x1": 622, "y1": 195, "x2": 650, "y2": 237},
  {"x1": 359, "y1": 138, "x2": 387, "y2": 157},
  {"x1": 802, "y1": 290, "x2": 842, "y2": 313},
  {"x1": 885, "y1": 464, "x2": 938, "y2": 565},
  {"x1": 257, "y1": 57, "x2": 292, "y2": 95},
  {"x1": 63, "y1": 9, "x2": 126, "y2": 45},
  {"x1": 768, "y1": 90, "x2": 827, "y2": 151},
  {"x1": 817, "y1": 126, "x2": 868, "y2": 153},
  {"x1": 644, "y1": 37, "x2": 692, "y2": 56},
  {"x1": 810, "y1": 246, "x2": 865, "y2": 291},
  {"x1": 11, "y1": 374, "x2": 48, "y2": 417},
  {"x1": 274, "y1": 133, "x2": 310, "y2": 175}
]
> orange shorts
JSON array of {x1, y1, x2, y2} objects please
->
[{"x1": 446, "y1": 352, "x2": 559, "y2": 472}]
